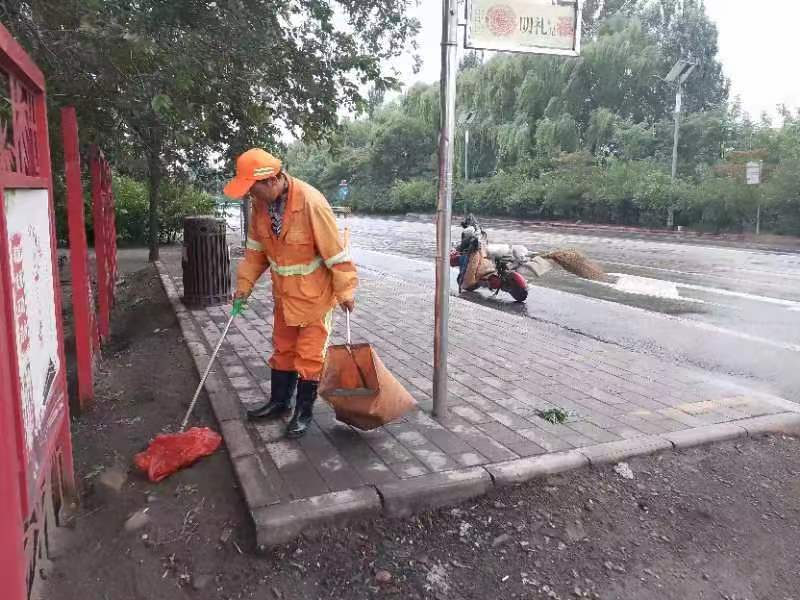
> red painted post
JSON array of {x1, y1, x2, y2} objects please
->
[
  {"x1": 62, "y1": 107, "x2": 96, "y2": 408},
  {"x1": 90, "y1": 147, "x2": 107, "y2": 340},
  {"x1": 90, "y1": 145, "x2": 116, "y2": 341}
]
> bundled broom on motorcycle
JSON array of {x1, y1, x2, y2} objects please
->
[{"x1": 451, "y1": 215, "x2": 606, "y2": 303}]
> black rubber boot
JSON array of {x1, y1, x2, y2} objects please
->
[
  {"x1": 247, "y1": 370, "x2": 298, "y2": 420},
  {"x1": 286, "y1": 379, "x2": 318, "y2": 439}
]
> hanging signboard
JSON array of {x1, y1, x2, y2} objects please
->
[
  {"x1": 746, "y1": 161, "x2": 762, "y2": 185},
  {"x1": 466, "y1": 0, "x2": 582, "y2": 56}
]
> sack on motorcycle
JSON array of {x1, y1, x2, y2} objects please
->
[
  {"x1": 463, "y1": 250, "x2": 496, "y2": 290},
  {"x1": 517, "y1": 256, "x2": 555, "y2": 281},
  {"x1": 320, "y1": 343, "x2": 417, "y2": 431}
]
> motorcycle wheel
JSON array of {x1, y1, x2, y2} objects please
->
[{"x1": 504, "y1": 272, "x2": 529, "y2": 303}]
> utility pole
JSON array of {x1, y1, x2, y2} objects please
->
[
  {"x1": 242, "y1": 198, "x2": 250, "y2": 246},
  {"x1": 746, "y1": 160, "x2": 763, "y2": 235},
  {"x1": 668, "y1": 82, "x2": 681, "y2": 229},
  {"x1": 464, "y1": 128, "x2": 469, "y2": 183},
  {"x1": 664, "y1": 60, "x2": 696, "y2": 230},
  {"x1": 433, "y1": 0, "x2": 458, "y2": 418},
  {"x1": 462, "y1": 110, "x2": 475, "y2": 183}
]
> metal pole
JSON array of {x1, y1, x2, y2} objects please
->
[
  {"x1": 464, "y1": 128, "x2": 469, "y2": 183},
  {"x1": 756, "y1": 203, "x2": 761, "y2": 236},
  {"x1": 668, "y1": 82, "x2": 682, "y2": 229},
  {"x1": 242, "y1": 197, "x2": 251, "y2": 247},
  {"x1": 756, "y1": 160, "x2": 763, "y2": 235},
  {"x1": 433, "y1": 0, "x2": 458, "y2": 418}
]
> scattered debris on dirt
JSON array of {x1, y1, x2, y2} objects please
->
[{"x1": 613, "y1": 462, "x2": 635, "y2": 480}]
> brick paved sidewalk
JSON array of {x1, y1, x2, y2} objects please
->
[{"x1": 158, "y1": 255, "x2": 800, "y2": 548}]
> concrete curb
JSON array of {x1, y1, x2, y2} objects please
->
[
  {"x1": 736, "y1": 413, "x2": 800, "y2": 436},
  {"x1": 578, "y1": 436, "x2": 673, "y2": 466},
  {"x1": 377, "y1": 467, "x2": 493, "y2": 518},
  {"x1": 660, "y1": 422, "x2": 747, "y2": 449},
  {"x1": 253, "y1": 487, "x2": 382, "y2": 550},
  {"x1": 486, "y1": 451, "x2": 588, "y2": 487},
  {"x1": 155, "y1": 262, "x2": 800, "y2": 549}
]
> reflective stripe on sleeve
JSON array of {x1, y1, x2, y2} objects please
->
[
  {"x1": 324, "y1": 249, "x2": 351, "y2": 268},
  {"x1": 246, "y1": 237, "x2": 263, "y2": 251}
]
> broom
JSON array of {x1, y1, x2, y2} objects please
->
[
  {"x1": 133, "y1": 299, "x2": 246, "y2": 482},
  {"x1": 543, "y1": 248, "x2": 607, "y2": 282}
]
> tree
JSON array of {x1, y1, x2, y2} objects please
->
[
  {"x1": 368, "y1": 111, "x2": 436, "y2": 184},
  {"x1": 3, "y1": 0, "x2": 418, "y2": 260},
  {"x1": 638, "y1": 0, "x2": 729, "y2": 113}
]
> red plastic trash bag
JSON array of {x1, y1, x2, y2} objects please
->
[{"x1": 134, "y1": 427, "x2": 222, "y2": 482}]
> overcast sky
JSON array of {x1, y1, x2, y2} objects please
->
[{"x1": 395, "y1": 0, "x2": 799, "y2": 120}]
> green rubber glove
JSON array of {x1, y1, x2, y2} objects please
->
[{"x1": 232, "y1": 298, "x2": 247, "y2": 317}]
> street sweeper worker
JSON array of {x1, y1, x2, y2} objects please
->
[{"x1": 225, "y1": 148, "x2": 357, "y2": 439}]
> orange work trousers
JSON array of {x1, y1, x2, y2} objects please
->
[{"x1": 269, "y1": 302, "x2": 333, "y2": 381}]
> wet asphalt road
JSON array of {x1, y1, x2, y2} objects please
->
[{"x1": 343, "y1": 215, "x2": 800, "y2": 401}]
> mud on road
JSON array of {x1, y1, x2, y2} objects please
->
[{"x1": 44, "y1": 259, "x2": 800, "y2": 600}]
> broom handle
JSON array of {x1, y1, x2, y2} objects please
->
[
  {"x1": 346, "y1": 308, "x2": 352, "y2": 345},
  {"x1": 180, "y1": 311, "x2": 236, "y2": 432}
]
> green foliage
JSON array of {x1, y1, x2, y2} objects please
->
[
  {"x1": 113, "y1": 175, "x2": 215, "y2": 244},
  {"x1": 688, "y1": 176, "x2": 756, "y2": 233},
  {"x1": 368, "y1": 112, "x2": 437, "y2": 185},
  {"x1": 763, "y1": 160, "x2": 800, "y2": 236},
  {"x1": 386, "y1": 179, "x2": 438, "y2": 213},
  {"x1": 113, "y1": 175, "x2": 150, "y2": 244},
  {"x1": 158, "y1": 183, "x2": 216, "y2": 243},
  {"x1": 5, "y1": 0, "x2": 419, "y2": 258}
]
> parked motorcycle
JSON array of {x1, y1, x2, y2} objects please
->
[{"x1": 450, "y1": 243, "x2": 532, "y2": 303}]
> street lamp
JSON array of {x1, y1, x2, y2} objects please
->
[
  {"x1": 664, "y1": 59, "x2": 696, "y2": 229},
  {"x1": 460, "y1": 110, "x2": 476, "y2": 183}
]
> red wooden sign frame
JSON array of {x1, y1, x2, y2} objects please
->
[{"x1": 0, "y1": 23, "x2": 75, "y2": 599}]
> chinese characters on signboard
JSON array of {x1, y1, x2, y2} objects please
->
[
  {"x1": 466, "y1": 0, "x2": 581, "y2": 56},
  {"x1": 4, "y1": 189, "x2": 61, "y2": 483}
]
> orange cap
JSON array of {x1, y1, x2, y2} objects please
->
[{"x1": 223, "y1": 148, "x2": 283, "y2": 199}]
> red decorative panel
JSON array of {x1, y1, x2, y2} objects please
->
[
  {"x1": 0, "y1": 74, "x2": 41, "y2": 177},
  {"x1": 0, "y1": 22, "x2": 75, "y2": 600}
]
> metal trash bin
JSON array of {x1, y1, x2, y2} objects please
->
[{"x1": 181, "y1": 216, "x2": 231, "y2": 308}]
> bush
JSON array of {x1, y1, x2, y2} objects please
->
[
  {"x1": 113, "y1": 175, "x2": 216, "y2": 245},
  {"x1": 113, "y1": 175, "x2": 149, "y2": 244},
  {"x1": 158, "y1": 183, "x2": 216, "y2": 243},
  {"x1": 688, "y1": 176, "x2": 756, "y2": 233},
  {"x1": 386, "y1": 178, "x2": 437, "y2": 213},
  {"x1": 457, "y1": 173, "x2": 529, "y2": 215},
  {"x1": 763, "y1": 160, "x2": 800, "y2": 236}
]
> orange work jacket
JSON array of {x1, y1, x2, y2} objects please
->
[{"x1": 236, "y1": 176, "x2": 357, "y2": 326}]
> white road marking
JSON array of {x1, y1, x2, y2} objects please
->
[
  {"x1": 605, "y1": 260, "x2": 800, "y2": 282},
  {"x1": 603, "y1": 272, "x2": 800, "y2": 309}
]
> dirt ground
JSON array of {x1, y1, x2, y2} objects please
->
[{"x1": 43, "y1": 260, "x2": 800, "y2": 600}]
